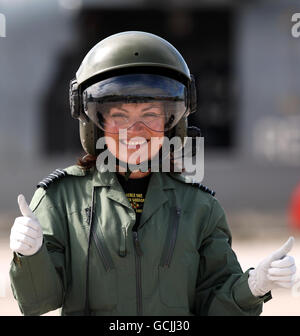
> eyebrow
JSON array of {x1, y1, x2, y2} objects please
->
[
  {"x1": 112, "y1": 105, "x2": 161, "y2": 113},
  {"x1": 141, "y1": 105, "x2": 161, "y2": 112},
  {"x1": 112, "y1": 107, "x2": 129, "y2": 113}
]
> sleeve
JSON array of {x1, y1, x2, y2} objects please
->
[
  {"x1": 195, "y1": 198, "x2": 271, "y2": 316},
  {"x1": 9, "y1": 187, "x2": 69, "y2": 316}
]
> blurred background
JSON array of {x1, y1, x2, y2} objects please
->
[{"x1": 0, "y1": 0, "x2": 300, "y2": 315}]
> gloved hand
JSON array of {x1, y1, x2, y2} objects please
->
[
  {"x1": 248, "y1": 236, "x2": 297, "y2": 297},
  {"x1": 10, "y1": 194, "x2": 43, "y2": 256}
]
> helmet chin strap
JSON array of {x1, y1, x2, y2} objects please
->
[
  {"x1": 124, "y1": 169, "x2": 132, "y2": 181},
  {"x1": 115, "y1": 151, "x2": 160, "y2": 181},
  {"x1": 115, "y1": 157, "x2": 131, "y2": 180},
  {"x1": 116, "y1": 157, "x2": 151, "y2": 181}
]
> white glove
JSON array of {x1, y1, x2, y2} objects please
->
[
  {"x1": 248, "y1": 236, "x2": 297, "y2": 297},
  {"x1": 10, "y1": 194, "x2": 43, "y2": 256}
]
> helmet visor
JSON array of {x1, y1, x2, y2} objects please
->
[{"x1": 82, "y1": 74, "x2": 188, "y2": 134}]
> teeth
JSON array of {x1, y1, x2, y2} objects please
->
[
  {"x1": 128, "y1": 141, "x2": 146, "y2": 145},
  {"x1": 121, "y1": 139, "x2": 148, "y2": 146}
]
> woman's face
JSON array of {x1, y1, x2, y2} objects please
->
[{"x1": 104, "y1": 102, "x2": 165, "y2": 166}]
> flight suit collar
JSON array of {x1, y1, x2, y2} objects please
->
[
  {"x1": 65, "y1": 165, "x2": 132, "y2": 209},
  {"x1": 93, "y1": 169, "x2": 117, "y2": 187},
  {"x1": 64, "y1": 165, "x2": 88, "y2": 176},
  {"x1": 140, "y1": 172, "x2": 176, "y2": 227},
  {"x1": 92, "y1": 168, "x2": 132, "y2": 209},
  {"x1": 91, "y1": 167, "x2": 176, "y2": 190},
  {"x1": 91, "y1": 168, "x2": 177, "y2": 225}
]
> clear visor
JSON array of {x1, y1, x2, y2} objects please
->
[{"x1": 82, "y1": 74, "x2": 188, "y2": 134}]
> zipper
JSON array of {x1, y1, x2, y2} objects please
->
[
  {"x1": 84, "y1": 186, "x2": 96, "y2": 316},
  {"x1": 119, "y1": 226, "x2": 127, "y2": 257},
  {"x1": 92, "y1": 224, "x2": 115, "y2": 272},
  {"x1": 133, "y1": 230, "x2": 143, "y2": 316},
  {"x1": 133, "y1": 230, "x2": 143, "y2": 257},
  {"x1": 160, "y1": 206, "x2": 181, "y2": 267},
  {"x1": 86, "y1": 206, "x2": 115, "y2": 272}
]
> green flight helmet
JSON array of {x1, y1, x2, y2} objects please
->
[{"x1": 70, "y1": 31, "x2": 197, "y2": 156}]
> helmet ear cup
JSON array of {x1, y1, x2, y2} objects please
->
[
  {"x1": 189, "y1": 74, "x2": 197, "y2": 114},
  {"x1": 69, "y1": 79, "x2": 81, "y2": 119},
  {"x1": 79, "y1": 119, "x2": 102, "y2": 156},
  {"x1": 71, "y1": 78, "x2": 100, "y2": 156}
]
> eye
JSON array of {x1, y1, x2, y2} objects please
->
[
  {"x1": 110, "y1": 113, "x2": 128, "y2": 119},
  {"x1": 143, "y1": 112, "x2": 162, "y2": 118}
]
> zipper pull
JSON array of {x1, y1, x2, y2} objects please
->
[
  {"x1": 133, "y1": 231, "x2": 143, "y2": 257},
  {"x1": 85, "y1": 207, "x2": 91, "y2": 225}
]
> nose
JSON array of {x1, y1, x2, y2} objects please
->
[{"x1": 128, "y1": 121, "x2": 147, "y2": 132}]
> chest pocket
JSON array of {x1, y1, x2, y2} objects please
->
[
  {"x1": 66, "y1": 206, "x2": 118, "y2": 314},
  {"x1": 158, "y1": 207, "x2": 199, "y2": 309},
  {"x1": 86, "y1": 194, "x2": 118, "y2": 313},
  {"x1": 88, "y1": 229, "x2": 118, "y2": 313}
]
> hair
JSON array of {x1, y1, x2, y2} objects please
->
[{"x1": 77, "y1": 154, "x2": 97, "y2": 170}]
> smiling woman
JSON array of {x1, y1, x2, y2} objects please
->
[{"x1": 9, "y1": 31, "x2": 292, "y2": 317}]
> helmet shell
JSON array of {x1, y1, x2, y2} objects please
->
[{"x1": 76, "y1": 31, "x2": 191, "y2": 86}]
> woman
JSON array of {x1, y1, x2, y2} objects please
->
[{"x1": 9, "y1": 31, "x2": 296, "y2": 316}]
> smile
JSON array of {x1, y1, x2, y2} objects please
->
[{"x1": 120, "y1": 138, "x2": 149, "y2": 148}]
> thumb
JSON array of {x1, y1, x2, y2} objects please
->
[
  {"x1": 18, "y1": 194, "x2": 35, "y2": 219},
  {"x1": 270, "y1": 236, "x2": 294, "y2": 262}
]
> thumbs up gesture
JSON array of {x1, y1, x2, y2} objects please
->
[
  {"x1": 248, "y1": 237, "x2": 297, "y2": 297},
  {"x1": 10, "y1": 194, "x2": 43, "y2": 256}
]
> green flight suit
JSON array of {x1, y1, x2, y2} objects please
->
[{"x1": 9, "y1": 165, "x2": 271, "y2": 316}]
